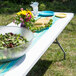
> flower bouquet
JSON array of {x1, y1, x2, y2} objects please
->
[{"x1": 14, "y1": 8, "x2": 35, "y2": 29}]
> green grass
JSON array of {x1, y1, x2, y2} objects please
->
[
  {"x1": 0, "y1": 13, "x2": 15, "y2": 25},
  {"x1": 0, "y1": 0, "x2": 76, "y2": 76}
]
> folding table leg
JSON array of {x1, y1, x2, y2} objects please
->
[{"x1": 53, "y1": 38, "x2": 66, "y2": 60}]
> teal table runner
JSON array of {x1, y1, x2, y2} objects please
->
[{"x1": 0, "y1": 16, "x2": 59, "y2": 76}]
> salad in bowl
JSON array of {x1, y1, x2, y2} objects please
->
[{"x1": 0, "y1": 26, "x2": 33, "y2": 62}]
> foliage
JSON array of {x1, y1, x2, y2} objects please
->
[
  {"x1": 3, "y1": 0, "x2": 52, "y2": 4},
  {"x1": 0, "y1": 0, "x2": 76, "y2": 14}
]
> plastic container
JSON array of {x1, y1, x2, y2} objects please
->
[
  {"x1": 0, "y1": 26, "x2": 34, "y2": 62},
  {"x1": 30, "y1": 2, "x2": 39, "y2": 17}
]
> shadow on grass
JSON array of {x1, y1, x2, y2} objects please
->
[
  {"x1": 27, "y1": 58, "x2": 64, "y2": 76},
  {"x1": 27, "y1": 59, "x2": 52, "y2": 76}
]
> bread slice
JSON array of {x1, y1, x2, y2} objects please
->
[
  {"x1": 35, "y1": 24, "x2": 45, "y2": 27},
  {"x1": 34, "y1": 17, "x2": 52, "y2": 25}
]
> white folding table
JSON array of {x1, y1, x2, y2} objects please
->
[{"x1": 4, "y1": 12, "x2": 74, "y2": 76}]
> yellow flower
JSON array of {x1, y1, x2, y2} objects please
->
[
  {"x1": 17, "y1": 11, "x2": 22, "y2": 15},
  {"x1": 21, "y1": 10, "x2": 27, "y2": 15},
  {"x1": 27, "y1": 11, "x2": 32, "y2": 15},
  {"x1": 27, "y1": 11, "x2": 34, "y2": 17},
  {"x1": 17, "y1": 10, "x2": 27, "y2": 15}
]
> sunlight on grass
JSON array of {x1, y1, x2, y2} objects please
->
[{"x1": 0, "y1": 13, "x2": 16, "y2": 25}]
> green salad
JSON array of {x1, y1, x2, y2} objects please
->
[{"x1": 0, "y1": 32, "x2": 28, "y2": 49}]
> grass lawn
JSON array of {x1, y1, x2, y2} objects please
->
[{"x1": 0, "y1": 0, "x2": 76, "y2": 76}]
